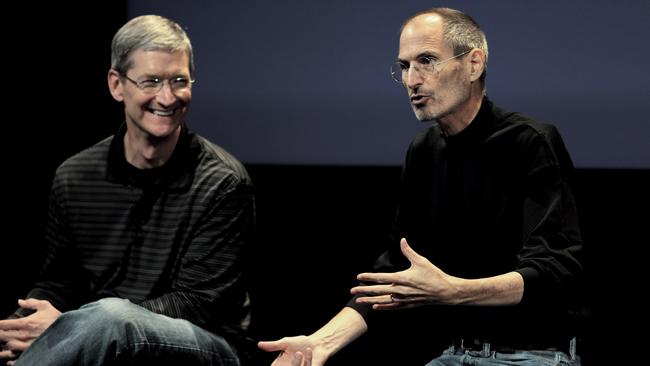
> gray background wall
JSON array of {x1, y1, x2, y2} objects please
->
[{"x1": 129, "y1": 0, "x2": 650, "y2": 168}]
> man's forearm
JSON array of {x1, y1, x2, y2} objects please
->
[
  {"x1": 452, "y1": 271, "x2": 524, "y2": 306},
  {"x1": 310, "y1": 307, "x2": 368, "y2": 358}
]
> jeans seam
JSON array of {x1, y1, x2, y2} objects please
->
[{"x1": 117, "y1": 341, "x2": 235, "y2": 360}]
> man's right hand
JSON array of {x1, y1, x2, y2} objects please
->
[
  {"x1": 258, "y1": 336, "x2": 323, "y2": 366},
  {"x1": 0, "y1": 299, "x2": 62, "y2": 365},
  {"x1": 258, "y1": 307, "x2": 368, "y2": 366}
]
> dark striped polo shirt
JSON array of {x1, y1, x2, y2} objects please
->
[{"x1": 21, "y1": 123, "x2": 254, "y2": 341}]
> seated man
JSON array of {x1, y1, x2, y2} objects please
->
[
  {"x1": 0, "y1": 15, "x2": 254, "y2": 366},
  {"x1": 259, "y1": 7, "x2": 584, "y2": 366}
]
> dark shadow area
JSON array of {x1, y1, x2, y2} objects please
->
[
  {"x1": 1, "y1": 2, "x2": 126, "y2": 318},
  {"x1": 245, "y1": 165, "x2": 401, "y2": 365},
  {"x1": 572, "y1": 168, "x2": 649, "y2": 366},
  {"x1": 244, "y1": 165, "x2": 649, "y2": 365}
]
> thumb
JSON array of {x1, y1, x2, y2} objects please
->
[
  {"x1": 258, "y1": 339, "x2": 285, "y2": 352},
  {"x1": 400, "y1": 238, "x2": 423, "y2": 263},
  {"x1": 17, "y1": 298, "x2": 49, "y2": 311}
]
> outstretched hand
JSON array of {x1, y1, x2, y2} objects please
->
[
  {"x1": 259, "y1": 336, "x2": 324, "y2": 366},
  {"x1": 351, "y1": 238, "x2": 460, "y2": 310},
  {"x1": 0, "y1": 299, "x2": 61, "y2": 365}
]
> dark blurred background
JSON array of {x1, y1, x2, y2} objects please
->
[{"x1": 2, "y1": 1, "x2": 648, "y2": 365}]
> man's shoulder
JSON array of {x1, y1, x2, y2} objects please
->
[
  {"x1": 56, "y1": 137, "x2": 113, "y2": 175},
  {"x1": 490, "y1": 103, "x2": 572, "y2": 171},
  {"x1": 191, "y1": 133, "x2": 252, "y2": 187},
  {"x1": 49, "y1": 137, "x2": 113, "y2": 193},
  {"x1": 491, "y1": 102, "x2": 560, "y2": 141}
]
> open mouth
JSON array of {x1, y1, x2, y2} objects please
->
[{"x1": 410, "y1": 94, "x2": 428, "y2": 106}]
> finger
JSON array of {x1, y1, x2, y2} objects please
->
[
  {"x1": 350, "y1": 284, "x2": 397, "y2": 296},
  {"x1": 0, "y1": 330, "x2": 23, "y2": 342},
  {"x1": 372, "y1": 303, "x2": 402, "y2": 310},
  {"x1": 0, "y1": 320, "x2": 22, "y2": 331},
  {"x1": 355, "y1": 272, "x2": 398, "y2": 284},
  {"x1": 291, "y1": 351, "x2": 303, "y2": 366},
  {"x1": 0, "y1": 349, "x2": 16, "y2": 359},
  {"x1": 4, "y1": 340, "x2": 29, "y2": 353},
  {"x1": 373, "y1": 297, "x2": 429, "y2": 311},
  {"x1": 355, "y1": 294, "x2": 394, "y2": 305},
  {"x1": 303, "y1": 348, "x2": 313, "y2": 366}
]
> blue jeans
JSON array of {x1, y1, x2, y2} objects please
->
[
  {"x1": 14, "y1": 298, "x2": 240, "y2": 366},
  {"x1": 425, "y1": 343, "x2": 581, "y2": 366}
]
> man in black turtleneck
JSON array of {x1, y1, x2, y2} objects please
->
[{"x1": 259, "y1": 7, "x2": 584, "y2": 366}]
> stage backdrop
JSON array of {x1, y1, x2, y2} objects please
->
[{"x1": 128, "y1": 0, "x2": 649, "y2": 169}]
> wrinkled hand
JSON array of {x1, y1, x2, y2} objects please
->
[
  {"x1": 259, "y1": 335, "x2": 326, "y2": 366},
  {"x1": 351, "y1": 238, "x2": 459, "y2": 310},
  {"x1": 0, "y1": 299, "x2": 61, "y2": 365}
]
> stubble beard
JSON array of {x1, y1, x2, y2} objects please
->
[
  {"x1": 411, "y1": 82, "x2": 471, "y2": 123},
  {"x1": 413, "y1": 105, "x2": 438, "y2": 122},
  {"x1": 411, "y1": 96, "x2": 452, "y2": 122}
]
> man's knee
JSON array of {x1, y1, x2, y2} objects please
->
[
  {"x1": 61, "y1": 298, "x2": 149, "y2": 337},
  {"x1": 89, "y1": 298, "x2": 140, "y2": 317}
]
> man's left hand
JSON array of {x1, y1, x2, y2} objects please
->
[{"x1": 351, "y1": 238, "x2": 461, "y2": 310}]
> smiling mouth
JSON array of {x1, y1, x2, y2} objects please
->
[{"x1": 147, "y1": 108, "x2": 176, "y2": 116}]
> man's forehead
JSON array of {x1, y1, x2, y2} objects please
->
[
  {"x1": 401, "y1": 15, "x2": 444, "y2": 43},
  {"x1": 399, "y1": 15, "x2": 449, "y2": 57},
  {"x1": 402, "y1": 13, "x2": 444, "y2": 35}
]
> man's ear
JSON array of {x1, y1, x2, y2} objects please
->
[
  {"x1": 468, "y1": 49, "x2": 486, "y2": 83},
  {"x1": 107, "y1": 69, "x2": 124, "y2": 102}
]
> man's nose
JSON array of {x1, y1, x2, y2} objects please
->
[
  {"x1": 155, "y1": 81, "x2": 178, "y2": 104},
  {"x1": 405, "y1": 65, "x2": 424, "y2": 88}
]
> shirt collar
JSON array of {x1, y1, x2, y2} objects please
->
[
  {"x1": 443, "y1": 96, "x2": 496, "y2": 147},
  {"x1": 106, "y1": 122, "x2": 199, "y2": 191}
]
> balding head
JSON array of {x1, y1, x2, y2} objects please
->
[{"x1": 402, "y1": 8, "x2": 488, "y2": 89}]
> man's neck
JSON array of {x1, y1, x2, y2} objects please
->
[
  {"x1": 437, "y1": 89, "x2": 484, "y2": 136},
  {"x1": 124, "y1": 126, "x2": 180, "y2": 169}
]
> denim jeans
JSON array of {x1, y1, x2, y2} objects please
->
[
  {"x1": 424, "y1": 342, "x2": 581, "y2": 366},
  {"x1": 14, "y1": 298, "x2": 240, "y2": 366}
]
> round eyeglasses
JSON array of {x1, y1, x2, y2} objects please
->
[
  {"x1": 390, "y1": 50, "x2": 471, "y2": 84},
  {"x1": 121, "y1": 74, "x2": 195, "y2": 94}
]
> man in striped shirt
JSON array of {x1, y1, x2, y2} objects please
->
[{"x1": 0, "y1": 15, "x2": 254, "y2": 365}]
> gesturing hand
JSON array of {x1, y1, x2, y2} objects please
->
[
  {"x1": 258, "y1": 336, "x2": 323, "y2": 366},
  {"x1": 0, "y1": 299, "x2": 62, "y2": 365},
  {"x1": 351, "y1": 238, "x2": 461, "y2": 310}
]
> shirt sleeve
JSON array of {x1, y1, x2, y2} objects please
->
[
  {"x1": 514, "y1": 125, "x2": 584, "y2": 306},
  {"x1": 138, "y1": 176, "x2": 254, "y2": 331}
]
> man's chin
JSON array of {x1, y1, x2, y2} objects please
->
[
  {"x1": 413, "y1": 108, "x2": 436, "y2": 122},
  {"x1": 136, "y1": 120, "x2": 182, "y2": 141}
]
